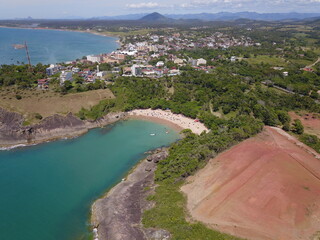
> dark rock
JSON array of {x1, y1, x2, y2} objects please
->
[{"x1": 149, "y1": 150, "x2": 169, "y2": 163}]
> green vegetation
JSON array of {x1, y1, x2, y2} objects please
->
[
  {"x1": 0, "y1": 64, "x2": 47, "y2": 88},
  {"x1": 78, "y1": 99, "x2": 115, "y2": 120},
  {"x1": 76, "y1": 67, "x2": 320, "y2": 239},
  {"x1": 143, "y1": 117, "x2": 262, "y2": 240},
  {"x1": 299, "y1": 134, "x2": 320, "y2": 153},
  {"x1": 292, "y1": 119, "x2": 304, "y2": 134},
  {"x1": 34, "y1": 113, "x2": 43, "y2": 120},
  {"x1": 143, "y1": 183, "x2": 242, "y2": 240},
  {"x1": 1, "y1": 17, "x2": 320, "y2": 239}
]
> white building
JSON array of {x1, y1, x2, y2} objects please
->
[
  {"x1": 72, "y1": 67, "x2": 80, "y2": 73},
  {"x1": 87, "y1": 55, "x2": 102, "y2": 63},
  {"x1": 156, "y1": 61, "x2": 165, "y2": 67},
  {"x1": 97, "y1": 71, "x2": 107, "y2": 78},
  {"x1": 46, "y1": 64, "x2": 60, "y2": 76},
  {"x1": 168, "y1": 69, "x2": 181, "y2": 76},
  {"x1": 120, "y1": 50, "x2": 137, "y2": 56},
  {"x1": 174, "y1": 58, "x2": 184, "y2": 65},
  {"x1": 131, "y1": 65, "x2": 144, "y2": 76},
  {"x1": 197, "y1": 58, "x2": 207, "y2": 66},
  {"x1": 60, "y1": 71, "x2": 73, "y2": 85}
]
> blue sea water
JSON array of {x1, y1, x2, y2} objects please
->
[
  {"x1": 0, "y1": 120, "x2": 180, "y2": 240},
  {"x1": 0, "y1": 27, "x2": 118, "y2": 65}
]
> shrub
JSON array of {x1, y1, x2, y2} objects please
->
[{"x1": 15, "y1": 95, "x2": 22, "y2": 100}]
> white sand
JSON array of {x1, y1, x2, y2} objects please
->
[{"x1": 128, "y1": 109, "x2": 208, "y2": 135}]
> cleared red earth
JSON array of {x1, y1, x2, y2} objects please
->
[
  {"x1": 289, "y1": 112, "x2": 320, "y2": 138},
  {"x1": 182, "y1": 127, "x2": 320, "y2": 240}
]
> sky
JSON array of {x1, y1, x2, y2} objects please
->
[{"x1": 1, "y1": 0, "x2": 320, "y2": 19}]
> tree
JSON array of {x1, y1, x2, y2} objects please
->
[
  {"x1": 277, "y1": 110, "x2": 291, "y2": 125},
  {"x1": 292, "y1": 119, "x2": 304, "y2": 134}
]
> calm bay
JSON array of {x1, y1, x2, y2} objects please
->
[
  {"x1": 0, "y1": 120, "x2": 179, "y2": 240},
  {"x1": 0, "y1": 27, "x2": 118, "y2": 65}
]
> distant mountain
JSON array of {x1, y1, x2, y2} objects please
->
[
  {"x1": 165, "y1": 12, "x2": 320, "y2": 21},
  {"x1": 139, "y1": 12, "x2": 170, "y2": 22},
  {"x1": 92, "y1": 13, "x2": 147, "y2": 20}
]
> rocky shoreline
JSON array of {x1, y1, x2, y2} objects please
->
[
  {"x1": 0, "y1": 107, "x2": 183, "y2": 240},
  {"x1": 0, "y1": 107, "x2": 126, "y2": 149},
  {"x1": 91, "y1": 148, "x2": 171, "y2": 240}
]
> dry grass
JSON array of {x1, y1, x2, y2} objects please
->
[{"x1": 0, "y1": 88, "x2": 114, "y2": 123}]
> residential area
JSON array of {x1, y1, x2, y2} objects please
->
[{"x1": 39, "y1": 30, "x2": 256, "y2": 89}]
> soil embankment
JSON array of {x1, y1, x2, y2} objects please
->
[{"x1": 182, "y1": 126, "x2": 320, "y2": 240}]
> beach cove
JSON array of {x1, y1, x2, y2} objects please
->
[
  {"x1": 0, "y1": 106, "x2": 208, "y2": 240},
  {"x1": 0, "y1": 119, "x2": 180, "y2": 240}
]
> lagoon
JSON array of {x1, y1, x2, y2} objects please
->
[
  {"x1": 0, "y1": 119, "x2": 179, "y2": 240},
  {"x1": 0, "y1": 27, "x2": 118, "y2": 65}
]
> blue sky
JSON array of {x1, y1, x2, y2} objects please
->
[{"x1": 1, "y1": 0, "x2": 320, "y2": 19}]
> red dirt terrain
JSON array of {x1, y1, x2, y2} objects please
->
[
  {"x1": 289, "y1": 112, "x2": 320, "y2": 138},
  {"x1": 182, "y1": 127, "x2": 320, "y2": 240}
]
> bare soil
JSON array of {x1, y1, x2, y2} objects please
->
[
  {"x1": 289, "y1": 111, "x2": 320, "y2": 138},
  {"x1": 182, "y1": 126, "x2": 320, "y2": 240}
]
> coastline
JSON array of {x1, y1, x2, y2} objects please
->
[
  {"x1": 90, "y1": 109, "x2": 208, "y2": 240},
  {"x1": 0, "y1": 110, "x2": 127, "y2": 150},
  {"x1": 1, "y1": 107, "x2": 207, "y2": 239},
  {"x1": 0, "y1": 25, "x2": 121, "y2": 65},
  {"x1": 0, "y1": 25, "x2": 120, "y2": 39},
  {"x1": 127, "y1": 109, "x2": 208, "y2": 135},
  {"x1": 0, "y1": 108, "x2": 208, "y2": 150},
  {"x1": 91, "y1": 148, "x2": 171, "y2": 240}
]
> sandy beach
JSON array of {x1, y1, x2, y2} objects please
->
[{"x1": 128, "y1": 109, "x2": 208, "y2": 135}]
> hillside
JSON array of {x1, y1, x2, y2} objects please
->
[{"x1": 182, "y1": 127, "x2": 320, "y2": 240}]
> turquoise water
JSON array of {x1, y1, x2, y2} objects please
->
[
  {"x1": 0, "y1": 27, "x2": 118, "y2": 65},
  {"x1": 0, "y1": 120, "x2": 179, "y2": 240}
]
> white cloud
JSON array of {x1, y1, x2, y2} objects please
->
[
  {"x1": 180, "y1": 0, "x2": 254, "y2": 9},
  {"x1": 126, "y1": 2, "x2": 160, "y2": 9}
]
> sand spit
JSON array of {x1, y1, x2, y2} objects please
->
[
  {"x1": 128, "y1": 109, "x2": 208, "y2": 135},
  {"x1": 182, "y1": 126, "x2": 320, "y2": 240}
]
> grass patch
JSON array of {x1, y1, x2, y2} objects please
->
[
  {"x1": 245, "y1": 55, "x2": 287, "y2": 67},
  {"x1": 22, "y1": 120, "x2": 31, "y2": 126},
  {"x1": 299, "y1": 133, "x2": 320, "y2": 153},
  {"x1": 143, "y1": 182, "x2": 242, "y2": 240}
]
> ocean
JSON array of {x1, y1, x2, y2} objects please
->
[
  {"x1": 0, "y1": 27, "x2": 118, "y2": 65},
  {"x1": 0, "y1": 119, "x2": 180, "y2": 240}
]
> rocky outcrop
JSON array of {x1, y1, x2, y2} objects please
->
[
  {"x1": 0, "y1": 107, "x2": 126, "y2": 148},
  {"x1": 146, "y1": 150, "x2": 169, "y2": 163},
  {"x1": 91, "y1": 148, "x2": 170, "y2": 240}
]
